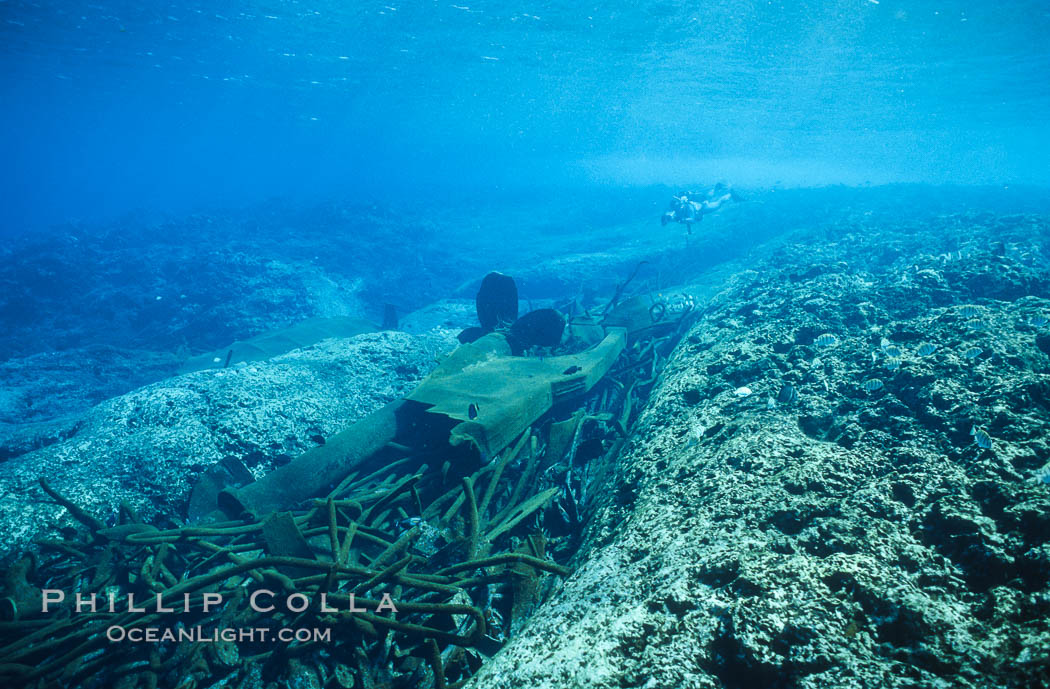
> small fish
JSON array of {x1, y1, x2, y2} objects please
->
[
  {"x1": 777, "y1": 384, "x2": 798, "y2": 404},
  {"x1": 562, "y1": 365, "x2": 581, "y2": 375},
  {"x1": 970, "y1": 425, "x2": 993, "y2": 450},
  {"x1": 885, "y1": 357, "x2": 901, "y2": 371},
  {"x1": 862, "y1": 378, "x2": 884, "y2": 392},
  {"x1": 871, "y1": 351, "x2": 878, "y2": 364},
  {"x1": 1030, "y1": 314, "x2": 1048, "y2": 328},
  {"x1": 966, "y1": 319, "x2": 988, "y2": 331},
  {"x1": 963, "y1": 347, "x2": 983, "y2": 359},
  {"x1": 883, "y1": 345, "x2": 903, "y2": 358},
  {"x1": 916, "y1": 343, "x2": 938, "y2": 356},
  {"x1": 880, "y1": 337, "x2": 891, "y2": 350},
  {"x1": 468, "y1": 403, "x2": 480, "y2": 420},
  {"x1": 766, "y1": 396, "x2": 776, "y2": 410},
  {"x1": 397, "y1": 517, "x2": 425, "y2": 531},
  {"x1": 812, "y1": 357, "x2": 822, "y2": 367},
  {"x1": 814, "y1": 333, "x2": 838, "y2": 347},
  {"x1": 734, "y1": 386, "x2": 752, "y2": 397},
  {"x1": 959, "y1": 305, "x2": 981, "y2": 318}
]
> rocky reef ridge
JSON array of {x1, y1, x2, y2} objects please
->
[
  {"x1": 0, "y1": 330, "x2": 456, "y2": 559},
  {"x1": 467, "y1": 214, "x2": 1050, "y2": 688}
]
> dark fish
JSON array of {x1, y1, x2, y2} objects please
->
[
  {"x1": 468, "y1": 403, "x2": 480, "y2": 420},
  {"x1": 777, "y1": 384, "x2": 798, "y2": 404},
  {"x1": 563, "y1": 365, "x2": 581, "y2": 375}
]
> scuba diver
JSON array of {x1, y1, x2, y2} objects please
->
[{"x1": 661, "y1": 183, "x2": 742, "y2": 234}]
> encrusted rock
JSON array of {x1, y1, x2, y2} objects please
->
[
  {"x1": 0, "y1": 331, "x2": 454, "y2": 560},
  {"x1": 466, "y1": 215, "x2": 1050, "y2": 688}
]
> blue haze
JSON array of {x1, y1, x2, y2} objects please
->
[{"x1": 1, "y1": 0, "x2": 1049, "y2": 232}]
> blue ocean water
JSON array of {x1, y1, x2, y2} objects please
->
[
  {"x1": 2, "y1": 0, "x2": 1049, "y2": 231},
  {"x1": 3, "y1": 4, "x2": 1050, "y2": 688}
]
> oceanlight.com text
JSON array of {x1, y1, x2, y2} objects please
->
[{"x1": 106, "y1": 625, "x2": 332, "y2": 644}]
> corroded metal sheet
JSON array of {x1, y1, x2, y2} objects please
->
[{"x1": 409, "y1": 329, "x2": 626, "y2": 456}]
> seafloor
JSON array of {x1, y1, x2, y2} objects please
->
[{"x1": 1, "y1": 185, "x2": 1049, "y2": 688}]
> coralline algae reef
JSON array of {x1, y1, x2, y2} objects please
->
[
  {"x1": 2, "y1": 212, "x2": 1049, "y2": 689},
  {"x1": 0, "y1": 276, "x2": 696, "y2": 689},
  {"x1": 466, "y1": 215, "x2": 1050, "y2": 689},
  {"x1": 0, "y1": 331, "x2": 452, "y2": 560}
]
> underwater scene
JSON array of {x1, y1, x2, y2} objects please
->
[{"x1": 2, "y1": 2, "x2": 1050, "y2": 688}]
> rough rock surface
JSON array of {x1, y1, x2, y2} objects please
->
[
  {"x1": 0, "y1": 346, "x2": 181, "y2": 425},
  {"x1": 0, "y1": 204, "x2": 475, "y2": 425},
  {"x1": 0, "y1": 330, "x2": 455, "y2": 560},
  {"x1": 467, "y1": 215, "x2": 1050, "y2": 688},
  {"x1": 398, "y1": 299, "x2": 484, "y2": 335}
]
